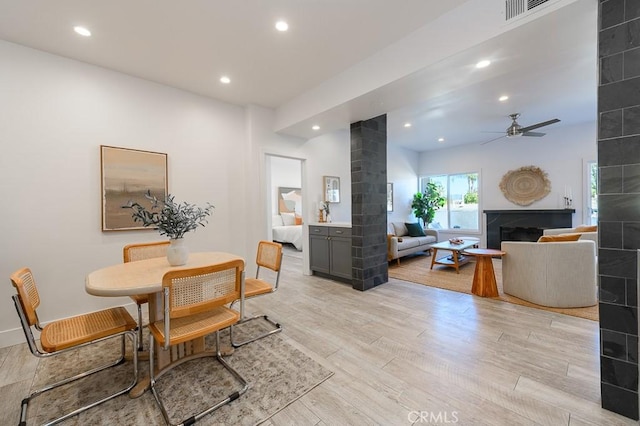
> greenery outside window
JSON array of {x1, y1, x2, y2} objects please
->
[
  {"x1": 419, "y1": 172, "x2": 480, "y2": 232},
  {"x1": 587, "y1": 160, "x2": 597, "y2": 226}
]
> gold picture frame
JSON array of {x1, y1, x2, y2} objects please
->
[
  {"x1": 323, "y1": 176, "x2": 340, "y2": 203},
  {"x1": 101, "y1": 145, "x2": 168, "y2": 231}
]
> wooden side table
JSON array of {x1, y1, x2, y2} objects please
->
[{"x1": 463, "y1": 248, "x2": 505, "y2": 297}]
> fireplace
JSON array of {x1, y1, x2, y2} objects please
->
[
  {"x1": 484, "y1": 209, "x2": 574, "y2": 249},
  {"x1": 500, "y1": 226, "x2": 544, "y2": 243}
]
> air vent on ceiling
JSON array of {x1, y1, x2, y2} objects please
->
[{"x1": 505, "y1": 0, "x2": 551, "y2": 20}]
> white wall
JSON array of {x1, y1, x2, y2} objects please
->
[
  {"x1": 417, "y1": 121, "x2": 597, "y2": 245},
  {"x1": 0, "y1": 40, "x2": 252, "y2": 346},
  {"x1": 387, "y1": 144, "x2": 420, "y2": 227},
  {"x1": 301, "y1": 130, "x2": 352, "y2": 224}
]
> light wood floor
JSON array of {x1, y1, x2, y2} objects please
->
[{"x1": 1, "y1": 252, "x2": 637, "y2": 425}]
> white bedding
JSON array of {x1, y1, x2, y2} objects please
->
[{"x1": 272, "y1": 225, "x2": 303, "y2": 250}]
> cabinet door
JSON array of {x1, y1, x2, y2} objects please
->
[
  {"x1": 330, "y1": 236, "x2": 352, "y2": 279},
  {"x1": 309, "y1": 235, "x2": 330, "y2": 274}
]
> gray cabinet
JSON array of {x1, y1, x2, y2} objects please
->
[{"x1": 309, "y1": 225, "x2": 352, "y2": 281}]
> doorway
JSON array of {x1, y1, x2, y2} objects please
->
[{"x1": 266, "y1": 155, "x2": 304, "y2": 261}]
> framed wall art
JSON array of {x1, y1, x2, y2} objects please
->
[
  {"x1": 278, "y1": 187, "x2": 302, "y2": 214},
  {"x1": 387, "y1": 183, "x2": 394, "y2": 212},
  {"x1": 101, "y1": 145, "x2": 168, "y2": 231},
  {"x1": 323, "y1": 176, "x2": 340, "y2": 203}
]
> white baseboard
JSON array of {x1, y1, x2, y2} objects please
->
[{"x1": 0, "y1": 328, "x2": 27, "y2": 349}]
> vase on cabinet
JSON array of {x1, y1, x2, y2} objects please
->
[{"x1": 167, "y1": 238, "x2": 189, "y2": 266}]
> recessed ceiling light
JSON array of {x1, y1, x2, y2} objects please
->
[
  {"x1": 73, "y1": 26, "x2": 91, "y2": 37},
  {"x1": 312, "y1": 125, "x2": 320, "y2": 130},
  {"x1": 275, "y1": 20, "x2": 289, "y2": 32},
  {"x1": 476, "y1": 59, "x2": 491, "y2": 68},
  {"x1": 220, "y1": 76, "x2": 231, "y2": 84},
  {"x1": 438, "y1": 138, "x2": 445, "y2": 142},
  {"x1": 499, "y1": 95, "x2": 509, "y2": 102},
  {"x1": 404, "y1": 123, "x2": 412, "y2": 128}
]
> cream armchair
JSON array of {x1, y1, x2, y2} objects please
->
[{"x1": 501, "y1": 239, "x2": 597, "y2": 308}]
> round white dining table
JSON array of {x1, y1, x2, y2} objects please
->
[{"x1": 86, "y1": 251, "x2": 243, "y2": 296}]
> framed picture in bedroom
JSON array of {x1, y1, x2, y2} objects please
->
[
  {"x1": 323, "y1": 176, "x2": 340, "y2": 203},
  {"x1": 100, "y1": 145, "x2": 168, "y2": 231},
  {"x1": 278, "y1": 187, "x2": 302, "y2": 214}
]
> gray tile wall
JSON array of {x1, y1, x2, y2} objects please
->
[
  {"x1": 599, "y1": 0, "x2": 640, "y2": 419},
  {"x1": 350, "y1": 114, "x2": 389, "y2": 291}
]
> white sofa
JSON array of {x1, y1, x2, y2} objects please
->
[
  {"x1": 387, "y1": 222, "x2": 439, "y2": 264},
  {"x1": 501, "y1": 239, "x2": 597, "y2": 308},
  {"x1": 543, "y1": 227, "x2": 597, "y2": 246}
]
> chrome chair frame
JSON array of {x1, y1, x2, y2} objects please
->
[
  {"x1": 148, "y1": 261, "x2": 249, "y2": 425},
  {"x1": 230, "y1": 241, "x2": 283, "y2": 347},
  {"x1": 10, "y1": 278, "x2": 138, "y2": 425},
  {"x1": 123, "y1": 241, "x2": 170, "y2": 351}
]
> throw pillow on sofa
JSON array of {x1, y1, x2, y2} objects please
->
[
  {"x1": 391, "y1": 222, "x2": 409, "y2": 237},
  {"x1": 405, "y1": 222, "x2": 426, "y2": 237},
  {"x1": 575, "y1": 225, "x2": 597, "y2": 232},
  {"x1": 537, "y1": 233, "x2": 581, "y2": 242}
]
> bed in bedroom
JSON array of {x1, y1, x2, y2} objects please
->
[{"x1": 272, "y1": 213, "x2": 303, "y2": 250}]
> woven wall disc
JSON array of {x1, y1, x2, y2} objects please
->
[{"x1": 499, "y1": 165, "x2": 551, "y2": 206}]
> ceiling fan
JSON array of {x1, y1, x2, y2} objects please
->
[{"x1": 481, "y1": 113, "x2": 561, "y2": 145}]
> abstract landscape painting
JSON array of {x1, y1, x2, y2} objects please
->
[{"x1": 101, "y1": 145, "x2": 167, "y2": 231}]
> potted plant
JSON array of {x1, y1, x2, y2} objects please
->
[
  {"x1": 411, "y1": 182, "x2": 446, "y2": 229},
  {"x1": 123, "y1": 190, "x2": 214, "y2": 266}
]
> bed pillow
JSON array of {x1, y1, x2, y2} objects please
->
[
  {"x1": 272, "y1": 215, "x2": 284, "y2": 227},
  {"x1": 537, "y1": 233, "x2": 581, "y2": 242},
  {"x1": 281, "y1": 212, "x2": 296, "y2": 226},
  {"x1": 405, "y1": 222, "x2": 426, "y2": 237}
]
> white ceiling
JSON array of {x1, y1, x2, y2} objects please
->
[{"x1": 0, "y1": 0, "x2": 597, "y2": 152}]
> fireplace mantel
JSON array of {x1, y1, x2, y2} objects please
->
[{"x1": 484, "y1": 209, "x2": 575, "y2": 249}]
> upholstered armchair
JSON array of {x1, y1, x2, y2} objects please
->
[{"x1": 501, "y1": 239, "x2": 597, "y2": 308}]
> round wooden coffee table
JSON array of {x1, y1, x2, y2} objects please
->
[{"x1": 463, "y1": 248, "x2": 505, "y2": 297}]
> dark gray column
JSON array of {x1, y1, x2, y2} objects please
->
[
  {"x1": 350, "y1": 114, "x2": 388, "y2": 291},
  {"x1": 598, "y1": 0, "x2": 640, "y2": 420}
]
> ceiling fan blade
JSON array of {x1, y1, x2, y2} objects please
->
[
  {"x1": 519, "y1": 118, "x2": 560, "y2": 133},
  {"x1": 481, "y1": 135, "x2": 507, "y2": 145},
  {"x1": 522, "y1": 131, "x2": 546, "y2": 137}
]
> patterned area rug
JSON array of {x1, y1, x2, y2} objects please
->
[
  {"x1": 27, "y1": 321, "x2": 333, "y2": 425},
  {"x1": 389, "y1": 253, "x2": 599, "y2": 321}
]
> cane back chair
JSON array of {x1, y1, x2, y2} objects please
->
[
  {"x1": 123, "y1": 241, "x2": 170, "y2": 350},
  {"x1": 10, "y1": 267, "x2": 138, "y2": 425},
  {"x1": 230, "y1": 240, "x2": 283, "y2": 347},
  {"x1": 148, "y1": 259, "x2": 249, "y2": 425}
]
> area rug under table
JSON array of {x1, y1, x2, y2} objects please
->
[
  {"x1": 26, "y1": 321, "x2": 333, "y2": 425},
  {"x1": 389, "y1": 253, "x2": 599, "y2": 322}
]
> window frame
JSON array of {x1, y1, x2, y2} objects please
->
[{"x1": 419, "y1": 171, "x2": 481, "y2": 233}]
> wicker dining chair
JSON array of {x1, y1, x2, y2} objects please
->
[
  {"x1": 123, "y1": 241, "x2": 170, "y2": 350},
  {"x1": 229, "y1": 240, "x2": 283, "y2": 347},
  {"x1": 10, "y1": 267, "x2": 138, "y2": 425},
  {"x1": 148, "y1": 259, "x2": 249, "y2": 425}
]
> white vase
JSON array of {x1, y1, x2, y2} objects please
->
[{"x1": 167, "y1": 238, "x2": 189, "y2": 266}]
